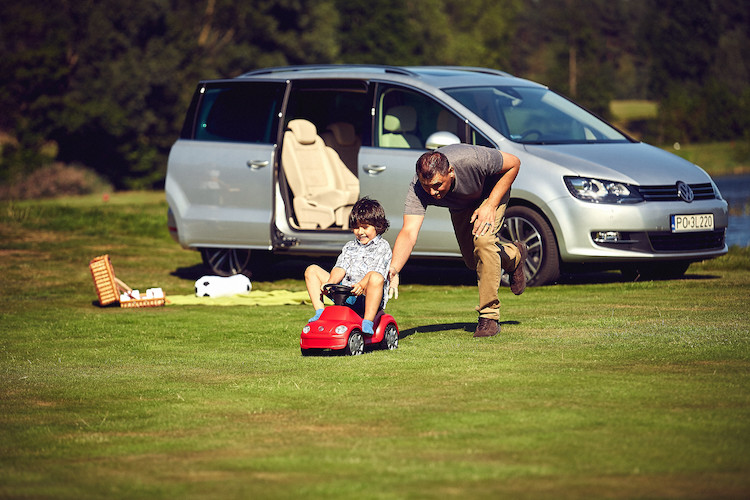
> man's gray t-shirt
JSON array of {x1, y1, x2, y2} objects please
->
[{"x1": 404, "y1": 144, "x2": 505, "y2": 216}]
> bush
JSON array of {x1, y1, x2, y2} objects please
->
[
  {"x1": 0, "y1": 162, "x2": 113, "y2": 200},
  {"x1": 656, "y1": 80, "x2": 748, "y2": 144}
]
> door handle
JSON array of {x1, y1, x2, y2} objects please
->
[
  {"x1": 247, "y1": 160, "x2": 269, "y2": 170},
  {"x1": 363, "y1": 164, "x2": 387, "y2": 175}
]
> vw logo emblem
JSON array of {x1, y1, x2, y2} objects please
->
[{"x1": 676, "y1": 181, "x2": 694, "y2": 203}]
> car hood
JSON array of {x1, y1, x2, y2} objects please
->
[{"x1": 522, "y1": 142, "x2": 712, "y2": 185}]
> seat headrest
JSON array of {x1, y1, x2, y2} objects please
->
[
  {"x1": 326, "y1": 122, "x2": 357, "y2": 145},
  {"x1": 287, "y1": 119, "x2": 318, "y2": 145},
  {"x1": 384, "y1": 106, "x2": 417, "y2": 133}
]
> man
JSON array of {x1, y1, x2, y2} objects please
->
[{"x1": 388, "y1": 144, "x2": 527, "y2": 338}]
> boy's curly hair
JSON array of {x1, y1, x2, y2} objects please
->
[{"x1": 349, "y1": 197, "x2": 389, "y2": 234}]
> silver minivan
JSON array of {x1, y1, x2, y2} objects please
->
[{"x1": 165, "y1": 65, "x2": 728, "y2": 285}]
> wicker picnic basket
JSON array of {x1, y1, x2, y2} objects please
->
[{"x1": 89, "y1": 254, "x2": 165, "y2": 308}]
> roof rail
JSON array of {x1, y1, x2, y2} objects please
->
[
  {"x1": 414, "y1": 66, "x2": 514, "y2": 77},
  {"x1": 239, "y1": 64, "x2": 419, "y2": 78}
]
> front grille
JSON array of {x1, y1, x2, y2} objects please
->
[
  {"x1": 648, "y1": 229, "x2": 725, "y2": 251},
  {"x1": 637, "y1": 183, "x2": 716, "y2": 202}
]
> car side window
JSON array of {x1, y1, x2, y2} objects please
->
[
  {"x1": 190, "y1": 82, "x2": 285, "y2": 144},
  {"x1": 470, "y1": 128, "x2": 495, "y2": 147},
  {"x1": 376, "y1": 87, "x2": 464, "y2": 149}
]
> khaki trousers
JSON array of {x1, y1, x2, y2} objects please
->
[{"x1": 450, "y1": 191, "x2": 520, "y2": 321}]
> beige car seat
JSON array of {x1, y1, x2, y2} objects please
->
[
  {"x1": 281, "y1": 119, "x2": 359, "y2": 229},
  {"x1": 381, "y1": 105, "x2": 421, "y2": 148},
  {"x1": 321, "y1": 122, "x2": 361, "y2": 175}
]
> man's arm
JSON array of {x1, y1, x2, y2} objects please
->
[
  {"x1": 387, "y1": 214, "x2": 424, "y2": 298},
  {"x1": 390, "y1": 214, "x2": 424, "y2": 276},
  {"x1": 470, "y1": 151, "x2": 521, "y2": 235}
]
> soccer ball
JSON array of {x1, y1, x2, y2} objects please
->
[{"x1": 194, "y1": 274, "x2": 252, "y2": 298}]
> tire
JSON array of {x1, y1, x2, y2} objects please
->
[
  {"x1": 344, "y1": 330, "x2": 365, "y2": 356},
  {"x1": 499, "y1": 206, "x2": 560, "y2": 287},
  {"x1": 200, "y1": 248, "x2": 251, "y2": 276},
  {"x1": 620, "y1": 261, "x2": 690, "y2": 281},
  {"x1": 379, "y1": 324, "x2": 399, "y2": 350}
]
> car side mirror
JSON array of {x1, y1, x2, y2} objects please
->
[{"x1": 425, "y1": 131, "x2": 460, "y2": 150}]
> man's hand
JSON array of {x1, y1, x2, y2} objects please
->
[
  {"x1": 470, "y1": 201, "x2": 497, "y2": 236},
  {"x1": 388, "y1": 267, "x2": 399, "y2": 300}
]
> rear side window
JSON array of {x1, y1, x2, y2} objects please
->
[{"x1": 187, "y1": 82, "x2": 285, "y2": 144}]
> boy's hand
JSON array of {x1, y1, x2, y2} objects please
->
[
  {"x1": 388, "y1": 273, "x2": 399, "y2": 300},
  {"x1": 351, "y1": 281, "x2": 364, "y2": 295}
]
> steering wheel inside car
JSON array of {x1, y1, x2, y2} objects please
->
[{"x1": 519, "y1": 129, "x2": 543, "y2": 141}]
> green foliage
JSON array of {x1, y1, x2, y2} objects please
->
[
  {"x1": 0, "y1": 163, "x2": 113, "y2": 200},
  {"x1": 640, "y1": 0, "x2": 718, "y2": 99},
  {"x1": 656, "y1": 80, "x2": 750, "y2": 144},
  {"x1": 1, "y1": 192, "x2": 749, "y2": 498},
  {"x1": 0, "y1": 0, "x2": 747, "y2": 190}
]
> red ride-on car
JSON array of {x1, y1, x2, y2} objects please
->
[{"x1": 300, "y1": 284, "x2": 399, "y2": 356}]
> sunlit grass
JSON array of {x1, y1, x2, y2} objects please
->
[
  {"x1": 1, "y1": 192, "x2": 749, "y2": 499},
  {"x1": 610, "y1": 99, "x2": 658, "y2": 122},
  {"x1": 666, "y1": 141, "x2": 750, "y2": 177}
]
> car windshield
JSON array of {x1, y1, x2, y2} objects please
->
[{"x1": 444, "y1": 86, "x2": 630, "y2": 144}]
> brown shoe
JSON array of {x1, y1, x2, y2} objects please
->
[
  {"x1": 473, "y1": 317, "x2": 500, "y2": 337},
  {"x1": 509, "y1": 241, "x2": 527, "y2": 295}
]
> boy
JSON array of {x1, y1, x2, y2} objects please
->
[{"x1": 304, "y1": 197, "x2": 392, "y2": 335}]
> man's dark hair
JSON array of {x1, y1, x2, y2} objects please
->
[
  {"x1": 416, "y1": 151, "x2": 450, "y2": 181},
  {"x1": 349, "y1": 197, "x2": 389, "y2": 234}
]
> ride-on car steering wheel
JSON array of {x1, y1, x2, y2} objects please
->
[{"x1": 322, "y1": 283, "x2": 354, "y2": 306}]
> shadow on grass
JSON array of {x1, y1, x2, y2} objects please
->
[
  {"x1": 171, "y1": 262, "x2": 213, "y2": 281},
  {"x1": 171, "y1": 256, "x2": 720, "y2": 287},
  {"x1": 555, "y1": 270, "x2": 720, "y2": 285},
  {"x1": 399, "y1": 320, "x2": 520, "y2": 339},
  {"x1": 172, "y1": 256, "x2": 478, "y2": 286}
]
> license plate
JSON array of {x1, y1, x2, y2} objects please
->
[{"x1": 671, "y1": 213, "x2": 714, "y2": 233}]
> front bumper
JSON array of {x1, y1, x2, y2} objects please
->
[{"x1": 548, "y1": 196, "x2": 729, "y2": 263}]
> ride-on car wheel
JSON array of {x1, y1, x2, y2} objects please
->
[
  {"x1": 344, "y1": 331, "x2": 365, "y2": 356},
  {"x1": 380, "y1": 324, "x2": 398, "y2": 350},
  {"x1": 200, "y1": 248, "x2": 251, "y2": 276},
  {"x1": 499, "y1": 206, "x2": 560, "y2": 287}
]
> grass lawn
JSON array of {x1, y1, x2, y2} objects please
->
[
  {"x1": 610, "y1": 100, "x2": 658, "y2": 122},
  {"x1": 1, "y1": 192, "x2": 749, "y2": 499},
  {"x1": 666, "y1": 142, "x2": 750, "y2": 177}
]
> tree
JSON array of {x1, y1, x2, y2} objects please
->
[
  {"x1": 335, "y1": 0, "x2": 422, "y2": 65},
  {"x1": 640, "y1": 0, "x2": 719, "y2": 99},
  {"x1": 512, "y1": 0, "x2": 627, "y2": 117},
  {"x1": 1, "y1": 0, "x2": 747, "y2": 191},
  {"x1": 0, "y1": 0, "x2": 343, "y2": 189}
]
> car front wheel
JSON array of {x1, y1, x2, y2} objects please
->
[{"x1": 499, "y1": 206, "x2": 560, "y2": 287}]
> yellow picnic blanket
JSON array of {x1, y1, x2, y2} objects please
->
[{"x1": 167, "y1": 290, "x2": 318, "y2": 306}]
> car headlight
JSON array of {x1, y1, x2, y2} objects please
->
[
  {"x1": 302, "y1": 325, "x2": 310, "y2": 334},
  {"x1": 564, "y1": 176, "x2": 643, "y2": 204},
  {"x1": 335, "y1": 325, "x2": 348, "y2": 334}
]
